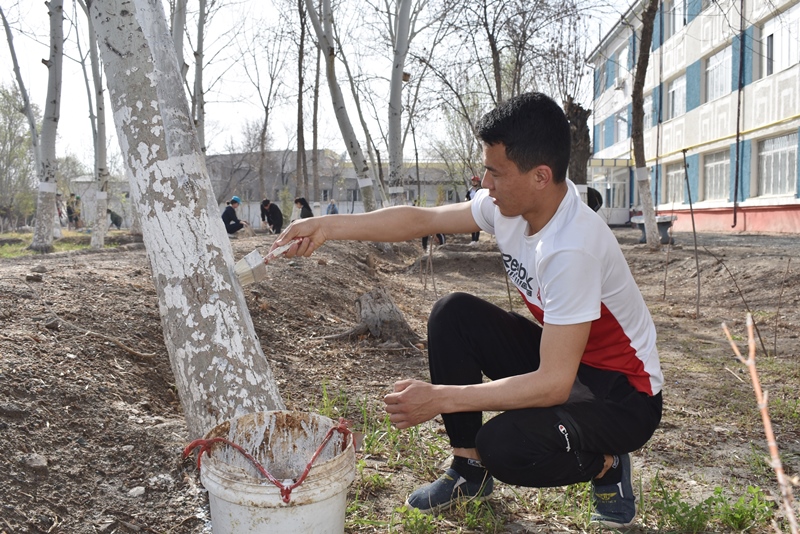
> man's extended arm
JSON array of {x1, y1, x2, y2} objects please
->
[{"x1": 271, "y1": 201, "x2": 480, "y2": 258}]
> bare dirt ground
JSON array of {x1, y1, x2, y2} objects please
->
[{"x1": 1, "y1": 226, "x2": 799, "y2": 533}]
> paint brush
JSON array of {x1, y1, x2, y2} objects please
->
[{"x1": 234, "y1": 240, "x2": 297, "y2": 286}]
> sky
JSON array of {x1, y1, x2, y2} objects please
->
[{"x1": 0, "y1": 0, "x2": 633, "y2": 174}]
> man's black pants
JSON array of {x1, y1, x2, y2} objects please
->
[{"x1": 427, "y1": 292, "x2": 662, "y2": 487}]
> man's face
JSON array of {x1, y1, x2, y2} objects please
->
[
  {"x1": 232, "y1": 202, "x2": 239, "y2": 208},
  {"x1": 481, "y1": 142, "x2": 538, "y2": 218}
]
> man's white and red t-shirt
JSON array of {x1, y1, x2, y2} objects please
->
[{"x1": 471, "y1": 180, "x2": 664, "y2": 396}]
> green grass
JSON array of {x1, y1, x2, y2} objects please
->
[
  {"x1": 330, "y1": 386, "x2": 782, "y2": 533},
  {"x1": 650, "y1": 475, "x2": 775, "y2": 533},
  {"x1": 0, "y1": 231, "x2": 119, "y2": 258}
]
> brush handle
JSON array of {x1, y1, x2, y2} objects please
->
[{"x1": 264, "y1": 240, "x2": 297, "y2": 264}]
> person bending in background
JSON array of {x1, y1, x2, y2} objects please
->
[
  {"x1": 222, "y1": 196, "x2": 248, "y2": 235},
  {"x1": 270, "y1": 92, "x2": 663, "y2": 529},
  {"x1": 107, "y1": 209, "x2": 123, "y2": 230},
  {"x1": 465, "y1": 175, "x2": 482, "y2": 245},
  {"x1": 261, "y1": 199, "x2": 284, "y2": 234}
]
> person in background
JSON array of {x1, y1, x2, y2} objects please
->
[
  {"x1": 270, "y1": 92, "x2": 663, "y2": 529},
  {"x1": 295, "y1": 197, "x2": 314, "y2": 219},
  {"x1": 261, "y1": 199, "x2": 284, "y2": 234},
  {"x1": 326, "y1": 199, "x2": 339, "y2": 215},
  {"x1": 587, "y1": 187, "x2": 603, "y2": 212},
  {"x1": 465, "y1": 175, "x2": 482, "y2": 245},
  {"x1": 421, "y1": 233, "x2": 446, "y2": 252},
  {"x1": 67, "y1": 194, "x2": 80, "y2": 229},
  {"x1": 107, "y1": 209, "x2": 123, "y2": 230},
  {"x1": 222, "y1": 196, "x2": 248, "y2": 235}
]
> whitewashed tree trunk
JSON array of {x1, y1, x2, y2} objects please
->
[
  {"x1": 630, "y1": 0, "x2": 661, "y2": 250},
  {"x1": 90, "y1": 0, "x2": 283, "y2": 439},
  {"x1": 30, "y1": 0, "x2": 64, "y2": 253},
  {"x1": 80, "y1": 4, "x2": 110, "y2": 249},
  {"x1": 387, "y1": 0, "x2": 411, "y2": 205},
  {"x1": 305, "y1": 0, "x2": 376, "y2": 212}
]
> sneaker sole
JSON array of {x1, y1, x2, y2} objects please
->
[{"x1": 591, "y1": 503, "x2": 638, "y2": 528}]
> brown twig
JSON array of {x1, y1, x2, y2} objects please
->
[
  {"x1": 662, "y1": 236, "x2": 671, "y2": 301},
  {"x1": 682, "y1": 148, "x2": 702, "y2": 319},
  {"x1": 722, "y1": 315, "x2": 798, "y2": 534},
  {"x1": 504, "y1": 273, "x2": 514, "y2": 312},
  {"x1": 703, "y1": 248, "x2": 769, "y2": 357},
  {"x1": 774, "y1": 258, "x2": 791, "y2": 358}
]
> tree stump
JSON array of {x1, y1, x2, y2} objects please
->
[{"x1": 327, "y1": 286, "x2": 421, "y2": 346}]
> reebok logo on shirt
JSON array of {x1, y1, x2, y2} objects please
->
[{"x1": 502, "y1": 254, "x2": 535, "y2": 297}]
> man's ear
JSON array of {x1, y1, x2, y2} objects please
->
[{"x1": 532, "y1": 165, "x2": 554, "y2": 189}]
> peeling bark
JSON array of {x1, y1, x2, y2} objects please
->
[{"x1": 90, "y1": 0, "x2": 283, "y2": 439}]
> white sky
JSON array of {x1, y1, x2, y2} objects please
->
[{"x1": 0, "y1": 0, "x2": 632, "y2": 173}]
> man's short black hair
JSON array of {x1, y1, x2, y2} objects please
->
[{"x1": 476, "y1": 92, "x2": 571, "y2": 183}]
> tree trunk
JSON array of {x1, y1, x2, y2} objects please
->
[
  {"x1": 305, "y1": 0, "x2": 375, "y2": 212},
  {"x1": 312, "y1": 42, "x2": 320, "y2": 203},
  {"x1": 1, "y1": 6, "x2": 41, "y2": 171},
  {"x1": 328, "y1": 286, "x2": 420, "y2": 346},
  {"x1": 337, "y1": 35, "x2": 387, "y2": 206},
  {"x1": 563, "y1": 95, "x2": 591, "y2": 186},
  {"x1": 387, "y1": 0, "x2": 412, "y2": 206},
  {"x1": 171, "y1": 0, "x2": 187, "y2": 78},
  {"x1": 630, "y1": 0, "x2": 661, "y2": 250},
  {"x1": 296, "y1": 0, "x2": 307, "y2": 198},
  {"x1": 30, "y1": 0, "x2": 64, "y2": 253},
  {"x1": 193, "y1": 0, "x2": 206, "y2": 153},
  {"x1": 84, "y1": 8, "x2": 110, "y2": 249},
  {"x1": 90, "y1": 0, "x2": 283, "y2": 439}
]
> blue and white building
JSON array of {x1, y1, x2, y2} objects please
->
[{"x1": 589, "y1": 0, "x2": 800, "y2": 233}]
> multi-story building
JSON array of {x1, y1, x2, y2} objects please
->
[{"x1": 589, "y1": 0, "x2": 800, "y2": 232}]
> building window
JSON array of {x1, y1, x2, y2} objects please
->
[
  {"x1": 643, "y1": 93, "x2": 654, "y2": 128},
  {"x1": 702, "y1": 150, "x2": 729, "y2": 200},
  {"x1": 347, "y1": 188, "x2": 361, "y2": 202},
  {"x1": 616, "y1": 44, "x2": 629, "y2": 78},
  {"x1": 705, "y1": 46, "x2": 731, "y2": 102},
  {"x1": 761, "y1": 4, "x2": 800, "y2": 78},
  {"x1": 615, "y1": 110, "x2": 629, "y2": 142},
  {"x1": 595, "y1": 62, "x2": 607, "y2": 96},
  {"x1": 757, "y1": 132, "x2": 798, "y2": 196},
  {"x1": 664, "y1": 0, "x2": 687, "y2": 40},
  {"x1": 666, "y1": 75, "x2": 686, "y2": 120},
  {"x1": 663, "y1": 162, "x2": 685, "y2": 204},
  {"x1": 322, "y1": 189, "x2": 331, "y2": 201}
]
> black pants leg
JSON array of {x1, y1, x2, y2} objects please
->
[{"x1": 427, "y1": 292, "x2": 662, "y2": 488}]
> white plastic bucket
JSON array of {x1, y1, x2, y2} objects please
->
[{"x1": 199, "y1": 411, "x2": 355, "y2": 534}]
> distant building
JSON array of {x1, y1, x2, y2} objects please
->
[
  {"x1": 205, "y1": 149, "x2": 472, "y2": 224},
  {"x1": 589, "y1": 0, "x2": 800, "y2": 233}
]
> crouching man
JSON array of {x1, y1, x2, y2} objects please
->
[{"x1": 271, "y1": 92, "x2": 663, "y2": 528}]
